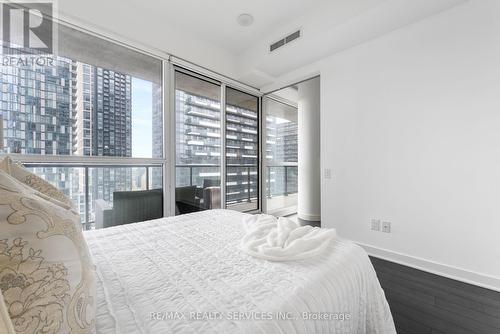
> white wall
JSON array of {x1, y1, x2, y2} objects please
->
[{"x1": 265, "y1": 0, "x2": 500, "y2": 289}]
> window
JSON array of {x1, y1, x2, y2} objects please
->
[
  {"x1": 175, "y1": 71, "x2": 221, "y2": 214},
  {"x1": 0, "y1": 19, "x2": 164, "y2": 229},
  {"x1": 263, "y1": 97, "x2": 298, "y2": 214},
  {"x1": 0, "y1": 26, "x2": 162, "y2": 158},
  {"x1": 0, "y1": 18, "x2": 263, "y2": 225},
  {"x1": 225, "y1": 88, "x2": 259, "y2": 211},
  {"x1": 174, "y1": 70, "x2": 260, "y2": 214}
]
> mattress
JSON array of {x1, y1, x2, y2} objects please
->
[{"x1": 84, "y1": 209, "x2": 396, "y2": 334}]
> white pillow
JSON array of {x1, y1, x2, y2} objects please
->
[{"x1": 0, "y1": 168, "x2": 96, "y2": 334}]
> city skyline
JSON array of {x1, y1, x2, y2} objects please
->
[{"x1": 0, "y1": 59, "x2": 159, "y2": 159}]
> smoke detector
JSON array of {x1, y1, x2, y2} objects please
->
[{"x1": 237, "y1": 13, "x2": 254, "y2": 27}]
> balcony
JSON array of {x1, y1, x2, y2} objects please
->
[
  {"x1": 175, "y1": 164, "x2": 259, "y2": 213},
  {"x1": 173, "y1": 164, "x2": 298, "y2": 214},
  {"x1": 266, "y1": 165, "x2": 298, "y2": 216},
  {"x1": 23, "y1": 162, "x2": 163, "y2": 230}
]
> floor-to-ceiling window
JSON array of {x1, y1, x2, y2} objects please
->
[
  {"x1": 174, "y1": 71, "x2": 221, "y2": 214},
  {"x1": 263, "y1": 96, "x2": 298, "y2": 216},
  {"x1": 0, "y1": 19, "x2": 164, "y2": 229},
  {"x1": 225, "y1": 88, "x2": 259, "y2": 211},
  {"x1": 174, "y1": 69, "x2": 260, "y2": 214}
]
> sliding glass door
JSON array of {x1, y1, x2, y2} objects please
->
[
  {"x1": 174, "y1": 71, "x2": 222, "y2": 214},
  {"x1": 174, "y1": 69, "x2": 260, "y2": 214},
  {"x1": 225, "y1": 88, "x2": 259, "y2": 211},
  {"x1": 263, "y1": 96, "x2": 298, "y2": 216}
]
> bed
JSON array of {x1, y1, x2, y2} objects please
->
[{"x1": 84, "y1": 209, "x2": 396, "y2": 334}]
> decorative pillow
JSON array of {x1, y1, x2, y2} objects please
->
[
  {"x1": 0, "y1": 168, "x2": 96, "y2": 334},
  {"x1": 0, "y1": 156, "x2": 75, "y2": 210}
]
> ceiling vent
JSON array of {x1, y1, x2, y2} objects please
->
[{"x1": 270, "y1": 29, "x2": 301, "y2": 52}]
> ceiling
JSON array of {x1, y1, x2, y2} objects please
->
[
  {"x1": 57, "y1": 0, "x2": 468, "y2": 88},
  {"x1": 123, "y1": 0, "x2": 332, "y2": 54}
]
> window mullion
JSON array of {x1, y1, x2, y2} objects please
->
[
  {"x1": 84, "y1": 166, "x2": 89, "y2": 229},
  {"x1": 220, "y1": 84, "x2": 227, "y2": 209},
  {"x1": 165, "y1": 60, "x2": 176, "y2": 217}
]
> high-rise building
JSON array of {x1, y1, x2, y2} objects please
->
[
  {"x1": 224, "y1": 99, "x2": 259, "y2": 207},
  {"x1": 0, "y1": 56, "x2": 85, "y2": 219},
  {"x1": 175, "y1": 88, "x2": 259, "y2": 208},
  {"x1": 0, "y1": 55, "x2": 136, "y2": 225},
  {"x1": 93, "y1": 68, "x2": 132, "y2": 157},
  {"x1": 71, "y1": 63, "x2": 134, "y2": 221},
  {"x1": 72, "y1": 61, "x2": 93, "y2": 156},
  {"x1": 89, "y1": 67, "x2": 133, "y2": 220},
  {"x1": 0, "y1": 58, "x2": 72, "y2": 155},
  {"x1": 152, "y1": 83, "x2": 163, "y2": 159},
  {"x1": 265, "y1": 97, "x2": 298, "y2": 200},
  {"x1": 151, "y1": 83, "x2": 163, "y2": 189},
  {"x1": 266, "y1": 116, "x2": 298, "y2": 196}
]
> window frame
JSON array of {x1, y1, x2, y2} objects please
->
[
  {"x1": 224, "y1": 86, "x2": 260, "y2": 212},
  {"x1": 261, "y1": 94, "x2": 299, "y2": 216},
  {"x1": 170, "y1": 66, "x2": 263, "y2": 214}
]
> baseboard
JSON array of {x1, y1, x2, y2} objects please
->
[
  {"x1": 297, "y1": 212, "x2": 321, "y2": 221},
  {"x1": 358, "y1": 242, "x2": 500, "y2": 293}
]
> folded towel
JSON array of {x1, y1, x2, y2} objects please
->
[{"x1": 240, "y1": 214, "x2": 336, "y2": 261}]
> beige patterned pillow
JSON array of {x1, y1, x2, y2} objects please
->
[
  {"x1": 0, "y1": 169, "x2": 96, "y2": 334},
  {"x1": 0, "y1": 157, "x2": 75, "y2": 210}
]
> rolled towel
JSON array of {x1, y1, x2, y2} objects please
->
[{"x1": 240, "y1": 214, "x2": 336, "y2": 261}]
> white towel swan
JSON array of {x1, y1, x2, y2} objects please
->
[{"x1": 240, "y1": 214, "x2": 336, "y2": 261}]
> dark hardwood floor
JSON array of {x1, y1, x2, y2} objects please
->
[{"x1": 370, "y1": 257, "x2": 500, "y2": 334}]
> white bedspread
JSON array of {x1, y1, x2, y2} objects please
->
[{"x1": 84, "y1": 210, "x2": 396, "y2": 334}]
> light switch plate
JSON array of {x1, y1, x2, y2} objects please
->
[
  {"x1": 324, "y1": 168, "x2": 332, "y2": 179},
  {"x1": 382, "y1": 221, "x2": 391, "y2": 233}
]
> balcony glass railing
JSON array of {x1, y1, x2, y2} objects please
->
[
  {"x1": 265, "y1": 165, "x2": 298, "y2": 215},
  {"x1": 24, "y1": 163, "x2": 163, "y2": 230},
  {"x1": 266, "y1": 165, "x2": 298, "y2": 197},
  {"x1": 174, "y1": 164, "x2": 298, "y2": 213},
  {"x1": 175, "y1": 164, "x2": 258, "y2": 212}
]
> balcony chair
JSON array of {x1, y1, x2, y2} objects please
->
[
  {"x1": 175, "y1": 179, "x2": 221, "y2": 214},
  {"x1": 95, "y1": 188, "x2": 163, "y2": 229}
]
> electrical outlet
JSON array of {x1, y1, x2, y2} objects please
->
[
  {"x1": 382, "y1": 221, "x2": 391, "y2": 233},
  {"x1": 324, "y1": 168, "x2": 332, "y2": 179},
  {"x1": 371, "y1": 219, "x2": 380, "y2": 231}
]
